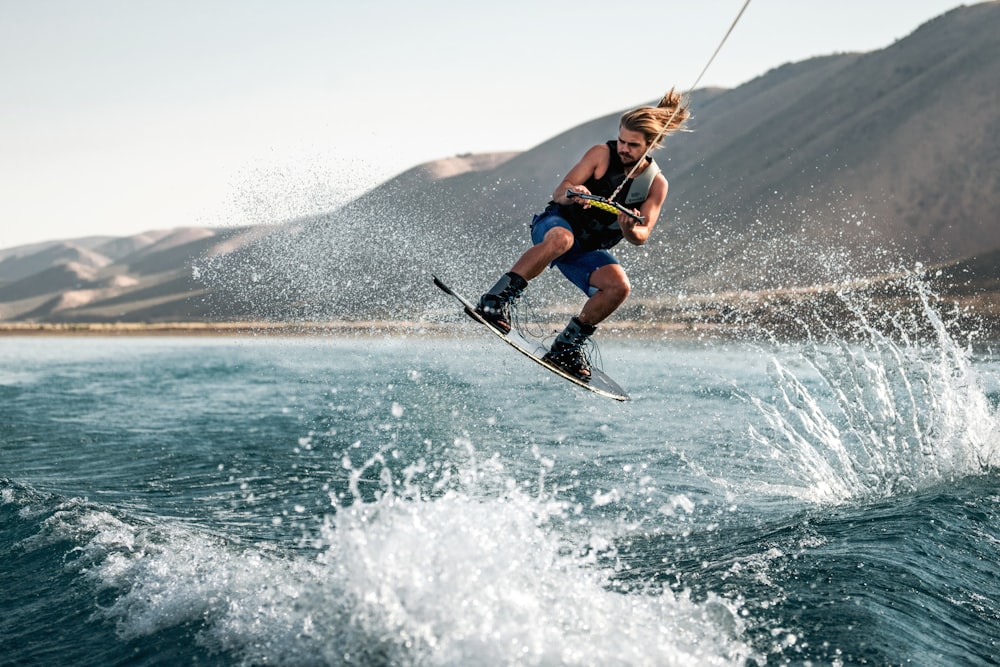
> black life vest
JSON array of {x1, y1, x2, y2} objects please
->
[{"x1": 556, "y1": 140, "x2": 659, "y2": 251}]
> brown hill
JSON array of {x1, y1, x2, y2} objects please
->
[
  {"x1": 0, "y1": 227, "x2": 253, "y2": 322},
  {"x1": 230, "y1": 1, "x2": 993, "y2": 321},
  {"x1": 0, "y1": 243, "x2": 112, "y2": 283},
  {"x1": 1, "y1": 2, "x2": 998, "y2": 325},
  {"x1": 387, "y1": 2, "x2": 1000, "y2": 294},
  {"x1": 93, "y1": 229, "x2": 185, "y2": 262},
  {"x1": 665, "y1": 2, "x2": 1000, "y2": 287},
  {"x1": 0, "y1": 261, "x2": 102, "y2": 302}
]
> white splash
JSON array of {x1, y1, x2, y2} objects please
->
[
  {"x1": 30, "y1": 457, "x2": 754, "y2": 666},
  {"x1": 748, "y1": 279, "x2": 999, "y2": 504}
]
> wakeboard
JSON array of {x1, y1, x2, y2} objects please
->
[{"x1": 433, "y1": 276, "x2": 630, "y2": 401}]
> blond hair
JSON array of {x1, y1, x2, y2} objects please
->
[{"x1": 619, "y1": 88, "x2": 691, "y2": 149}]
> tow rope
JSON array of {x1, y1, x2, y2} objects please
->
[{"x1": 607, "y1": 0, "x2": 753, "y2": 207}]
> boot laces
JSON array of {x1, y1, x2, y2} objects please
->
[{"x1": 546, "y1": 332, "x2": 601, "y2": 376}]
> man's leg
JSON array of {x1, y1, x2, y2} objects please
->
[
  {"x1": 578, "y1": 263, "x2": 631, "y2": 325},
  {"x1": 510, "y1": 225, "x2": 575, "y2": 280},
  {"x1": 478, "y1": 225, "x2": 575, "y2": 334},
  {"x1": 546, "y1": 263, "x2": 631, "y2": 380}
]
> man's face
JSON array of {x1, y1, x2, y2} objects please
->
[{"x1": 617, "y1": 128, "x2": 649, "y2": 166}]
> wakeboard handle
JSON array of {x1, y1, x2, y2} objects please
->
[{"x1": 566, "y1": 190, "x2": 645, "y2": 224}]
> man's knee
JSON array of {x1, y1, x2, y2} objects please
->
[
  {"x1": 608, "y1": 277, "x2": 631, "y2": 301},
  {"x1": 592, "y1": 268, "x2": 630, "y2": 302},
  {"x1": 542, "y1": 227, "x2": 575, "y2": 254}
]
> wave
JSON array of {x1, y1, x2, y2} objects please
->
[
  {"x1": 1, "y1": 474, "x2": 754, "y2": 666},
  {"x1": 737, "y1": 277, "x2": 1000, "y2": 504},
  {"x1": 611, "y1": 473, "x2": 1000, "y2": 665}
]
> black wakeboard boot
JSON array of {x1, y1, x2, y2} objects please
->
[
  {"x1": 543, "y1": 316, "x2": 597, "y2": 380},
  {"x1": 476, "y1": 272, "x2": 528, "y2": 335}
]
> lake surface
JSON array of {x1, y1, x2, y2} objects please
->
[{"x1": 2, "y1": 327, "x2": 999, "y2": 665}]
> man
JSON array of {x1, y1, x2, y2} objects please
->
[{"x1": 476, "y1": 90, "x2": 691, "y2": 380}]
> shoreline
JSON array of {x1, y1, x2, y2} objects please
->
[
  {"x1": 0, "y1": 320, "x2": 730, "y2": 340},
  {"x1": 3, "y1": 303, "x2": 999, "y2": 343}
]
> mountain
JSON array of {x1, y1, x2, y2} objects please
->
[
  {"x1": 0, "y1": 227, "x2": 255, "y2": 323},
  {"x1": 369, "y1": 1, "x2": 1000, "y2": 294},
  {"x1": 668, "y1": 2, "x2": 1000, "y2": 286},
  {"x1": 2, "y1": 2, "x2": 998, "y2": 326},
  {"x1": 0, "y1": 242, "x2": 112, "y2": 284}
]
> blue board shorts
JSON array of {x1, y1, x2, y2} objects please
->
[{"x1": 531, "y1": 207, "x2": 619, "y2": 297}]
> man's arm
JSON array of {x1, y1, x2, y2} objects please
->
[
  {"x1": 619, "y1": 174, "x2": 668, "y2": 246},
  {"x1": 550, "y1": 144, "x2": 609, "y2": 205}
]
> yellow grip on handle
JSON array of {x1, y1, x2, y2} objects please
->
[{"x1": 586, "y1": 199, "x2": 623, "y2": 215}]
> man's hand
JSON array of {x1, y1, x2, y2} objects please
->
[
  {"x1": 564, "y1": 186, "x2": 592, "y2": 206},
  {"x1": 618, "y1": 208, "x2": 645, "y2": 228}
]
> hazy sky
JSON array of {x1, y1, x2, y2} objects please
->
[{"x1": 1, "y1": 0, "x2": 971, "y2": 249}]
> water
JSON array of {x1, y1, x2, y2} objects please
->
[{"x1": 2, "y1": 325, "x2": 999, "y2": 666}]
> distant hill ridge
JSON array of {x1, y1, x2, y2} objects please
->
[{"x1": 2, "y1": 2, "x2": 998, "y2": 324}]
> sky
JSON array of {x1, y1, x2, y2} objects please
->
[{"x1": 0, "y1": 0, "x2": 973, "y2": 249}]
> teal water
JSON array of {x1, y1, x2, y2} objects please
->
[{"x1": 1, "y1": 332, "x2": 999, "y2": 666}]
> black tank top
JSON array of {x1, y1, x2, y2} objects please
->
[{"x1": 557, "y1": 141, "x2": 649, "y2": 251}]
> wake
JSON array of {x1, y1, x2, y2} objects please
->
[{"x1": 745, "y1": 275, "x2": 999, "y2": 504}]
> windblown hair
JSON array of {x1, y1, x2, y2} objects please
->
[{"x1": 619, "y1": 88, "x2": 691, "y2": 149}]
